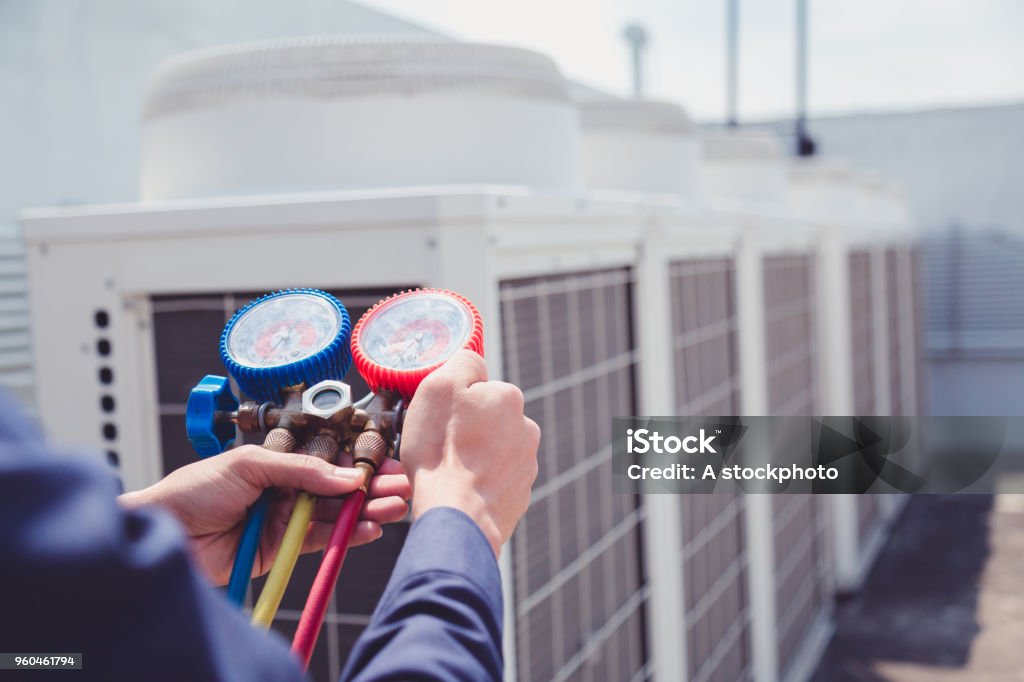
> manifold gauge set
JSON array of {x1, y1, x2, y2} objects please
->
[{"x1": 184, "y1": 288, "x2": 484, "y2": 669}]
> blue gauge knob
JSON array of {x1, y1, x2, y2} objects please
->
[
  {"x1": 186, "y1": 375, "x2": 239, "y2": 457},
  {"x1": 220, "y1": 289, "x2": 353, "y2": 404}
]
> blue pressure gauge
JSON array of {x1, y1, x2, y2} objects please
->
[{"x1": 220, "y1": 289, "x2": 352, "y2": 403}]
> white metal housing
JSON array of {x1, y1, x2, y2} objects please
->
[
  {"x1": 579, "y1": 99, "x2": 701, "y2": 197},
  {"x1": 141, "y1": 38, "x2": 583, "y2": 200},
  {"x1": 702, "y1": 130, "x2": 790, "y2": 205}
]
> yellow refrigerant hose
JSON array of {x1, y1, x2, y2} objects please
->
[{"x1": 251, "y1": 434, "x2": 340, "y2": 628}]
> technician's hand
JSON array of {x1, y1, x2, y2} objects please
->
[
  {"x1": 401, "y1": 350, "x2": 541, "y2": 558},
  {"x1": 119, "y1": 446, "x2": 411, "y2": 585}
]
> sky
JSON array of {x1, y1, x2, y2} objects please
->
[{"x1": 363, "y1": 0, "x2": 1024, "y2": 122}]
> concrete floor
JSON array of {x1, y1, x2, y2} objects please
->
[{"x1": 812, "y1": 495, "x2": 1024, "y2": 681}]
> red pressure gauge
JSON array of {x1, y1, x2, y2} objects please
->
[{"x1": 351, "y1": 289, "x2": 484, "y2": 399}]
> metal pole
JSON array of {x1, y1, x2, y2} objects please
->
[
  {"x1": 633, "y1": 43, "x2": 643, "y2": 96},
  {"x1": 795, "y1": 0, "x2": 816, "y2": 155},
  {"x1": 623, "y1": 24, "x2": 648, "y2": 97},
  {"x1": 726, "y1": 0, "x2": 739, "y2": 127}
]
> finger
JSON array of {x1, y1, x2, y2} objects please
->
[
  {"x1": 467, "y1": 380, "x2": 524, "y2": 413},
  {"x1": 335, "y1": 451, "x2": 405, "y2": 475},
  {"x1": 312, "y1": 497, "x2": 343, "y2": 523},
  {"x1": 272, "y1": 486, "x2": 298, "y2": 508},
  {"x1": 425, "y1": 349, "x2": 487, "y2": 392},
  {"x1": 312, "y1": 490, "x2": 409, "y2": 524},
  {"x1": 322, "y1": 451, "x2": 406, "y2": 494},
  {"x1": 269, "y1": 489, "x2": 299, "y2": 528},
  {"x1": 347, "y1": 521, "x2": 385, "y2": 548},
  {"x1": 524, "y1": 416, "x2": 542, "y2": 449},
  {"x1": 300, "y1": 522, "x2": 332, "y2": 554},
  {"x1": 361, "y1": 496, "x2": 410, "y2": 524},
  {"x1": 368, "y1": 473, "x2": 411, "y2": 499},
  {"x1": 378, "y1": 458, "x2": 405, "y2": 476},
  {"x1": 230, "y1": 445, "x2": 365, "y2": 497}
]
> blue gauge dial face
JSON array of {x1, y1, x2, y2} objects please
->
[
  {"x1": 360, "y1": 293, "x2": 472, "y2": 370},
  {"x1": 226, "y1": 293, "x2": 342, "y2": 369}
]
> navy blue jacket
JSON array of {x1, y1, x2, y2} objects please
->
[{"x1": 0, "y1": 395, "x2": 503, "y2": 681}]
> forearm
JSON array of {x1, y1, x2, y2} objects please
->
[{"x1": 342, "y1": 507, "x2": 504, "y2": 682}]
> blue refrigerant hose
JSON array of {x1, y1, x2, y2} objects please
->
[
  {"x1": 225, "y1": 427, "x2": 297, "y2": 606},
  {"x1": 226, "y1": 489, "x2": 274, "y2": 605}
]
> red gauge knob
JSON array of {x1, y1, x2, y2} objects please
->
[{"x1": 351, "y1": 288, "x2": 484, "y2": 400}]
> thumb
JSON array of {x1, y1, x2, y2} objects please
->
[{"x1": 228, "y1": 445, "x2": 363, "y2": 496}]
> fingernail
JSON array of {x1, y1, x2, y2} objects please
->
[{"x1": 334, "y1": 467, "x2": 361, "y2": 480}]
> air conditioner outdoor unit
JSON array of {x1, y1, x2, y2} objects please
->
[{"x1": 20, "y1": 35, "x2": 923, "y2": 682}]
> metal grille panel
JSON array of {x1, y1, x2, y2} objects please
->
[
  {"x1": 850, "y1": 250, "x2": 886, "y2": 542},
  {"x1": 0, "y1": 226, "x2": 32, "y2": 406},
  {"x1": 501, "y1": 268, "x2": 649, "y2": 682},
  {"x1": 762, "y1": 254, "x2": 817, "y2": 417},
  {"x1": 848, "y1": 251, "x2": 876, "y2": 416},
  {"x1": 151, "y1": 288, "x2": 407, "y2": 682},
  {"x1": 911, "y1": 246, "x2": 927, "y2": 416},
  {"x1": 886, "y1": 248, "x2": 906, "y2": 416},
  {"x1": 669, "y1": 257, "x2": 751, "y2": 681},
  {"x1": 682, "y1": 494, "x2": 751, "y2": 682},
  {"x1": 762, "y1": 254, "x2": 829, "y2": 676},
  {"x1": 771, "y1": 494, "x2": 829, "y2": 677},
  {"x1": 669, "y1": 258, "x2": 741, "y2": 416}
]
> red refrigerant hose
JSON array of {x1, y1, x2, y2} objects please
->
[
  {"x1": 292, "y1": 430, "x2": 387, "y2": 668},
  {"x1": 291, "y1": 490, "x2": 366, "y2": 667}
]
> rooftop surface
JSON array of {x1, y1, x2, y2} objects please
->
[{"x1": 813, "y1": 494, "x2": 1024, "y2": 680}]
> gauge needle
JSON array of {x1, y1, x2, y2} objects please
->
[
  {"x1": 262, "y1": 322, "x2": 298, "y2": 366},
  {"x1": 397, "y1": 333, "x2": 424, "y2": 368}
]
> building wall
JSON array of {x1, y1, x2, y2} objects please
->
[
  {"x1": 761, "y1": 105, "x2": 1024, "y2": 422},
  {"x1": 921, "y1": 230, "x2": 1024, "y2": 416},
  {"x1": 1, "y1": 0, "x2": 435, "y2": 405}
]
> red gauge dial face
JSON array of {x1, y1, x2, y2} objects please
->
[
  {"x1": 352, "y1": 289, "x2": 484, "y2": 399},
  {"x1": 360, "y1": 293, "x2": 471, "y2": 371}
]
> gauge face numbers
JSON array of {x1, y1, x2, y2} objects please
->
[
  {"x1": 226, "y1": 294, "x2": 342, "y2": 369},
  {"x1": 360, "y1": 292, "x2": 472, "y2": 371}
]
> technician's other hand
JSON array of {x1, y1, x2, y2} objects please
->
[
  {"x1": 119, "y1": 446, "x2": 411, "y2": 585},
  {"x1": 401, "y1": 350, "x2": 541, "y2": 558}
]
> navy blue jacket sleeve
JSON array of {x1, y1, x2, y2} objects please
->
[
  {"x1": 341, "y1": 507, "x2": 504, "y2": 682},
  {"x1": 0, "y1": 394, "x2": 304, "y2": 682}
]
